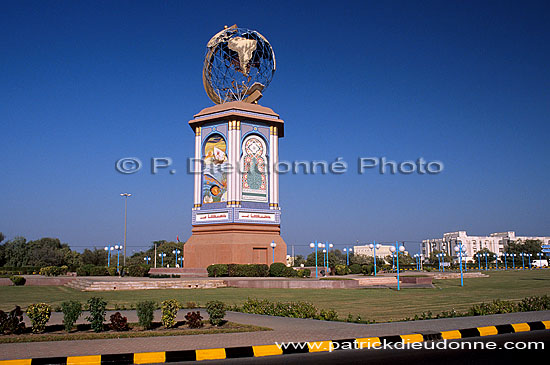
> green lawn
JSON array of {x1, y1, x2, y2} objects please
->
[{"x1": 1, "y1": 270, "x2": 549, "y2": 322}]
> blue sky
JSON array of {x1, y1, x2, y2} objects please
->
[{"x1": 1, "y1": 0, "x2": 549, "y2": 255}]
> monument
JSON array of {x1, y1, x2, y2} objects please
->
[{"x1": 184, "y1": 26, "x2": 287, "y2": 268}]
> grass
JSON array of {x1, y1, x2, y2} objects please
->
[
  {"x1": 1, "y1": 270, "x2": 549, "y2": 322},
  {"x1": 0, "y1": 321, "x2": 270, "y2": 344}
]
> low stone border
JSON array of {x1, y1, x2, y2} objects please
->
[{"x1": 1, "y1": 320, "x2": 548, "y2": 364}]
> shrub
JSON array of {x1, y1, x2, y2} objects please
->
[
  {"x1": 161, "y1": 299, "x2": 180, "y2": 328},
  {"x1": 239, "y1": 298, "x2": 318, "y2": 319},
  {"x1": 39, "y1": 266, "x2": 68, "y2": 276},
  {"x1": 10, "y1": 276, "x2": 26, "y2": 286},
  {"x1": 207, "y1": 264, "x2": 229, "y2": 277},
  {"x1": 150, "y1": 274, "x2": 171, "y2": 278},
  {"x1": 296, "y1": 268, "x2": 311, "y2": 278},
  {"x1": 128, "y1": 264, "x2": 150, "y2": 277},
  {"x1": 109, "y1": 312, "x2": 129, "y2": 331},
  {"x1": 185, "y1": 311, "x2": 203, "y2": 328},
  {"x1": 228, "y1": 264, "x2": 270, "y2": 277},
  {"x1": 361, "y1": 264, "x2": 374, "y2": 275},
  {"x1": 76, "y1": 264, "x2": 94, "y2": 276},
  {"x1": 269, "y1": 262, "x2": 288, "y2": 277},
  {"x1": 468, "y1": 299, "x2": 517, "y2": 316},
  {"x1": 318, "y1": 308, "x2": 339, "y2": 321},
  {"x1": 185, "y1": 301, "x2": 197, "y2": 309},
  {"x1": 26, "y1": 303, "x2": 52, "y2": 333},
  {"x1": 61, "y1": 300, "x2": 82, "y2": 332},
  {"x1": 136, "y1": 301, "x2": 156, "y2": 329},
  {"x1": 89, "y1": 266, "x2": 109, "y2": 276},
  {"x1": 0, "y1": 306, "x2": 26, "y2": 334},
  {"x1": 106, "y1": 266, "x2": 117, "y2": 276},
  {"x1": 518, "y1": 295, "x2": 550, "y2": 312},
  {"x1": 349, "y1": 264, "x2": 362, "y2": 274},
  {"x1": 86, "y1": 297, "x2": 107, "y2": 332},
  {"x1": 206, "y1": 300, "x2": 226, "y2": 326},
  {"x1": 335, "y1": 265, "x2": 350, "y2": 275}
]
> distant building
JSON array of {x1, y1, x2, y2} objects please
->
[
  {"x1": 422, "y1": 231, "x2": 550, "y2": 262},
  {"x1": 353, "y1": 244, "x2": 408, "y2": 262}
]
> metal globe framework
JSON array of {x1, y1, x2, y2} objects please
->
[{"x1": 202, "y1": 26, "x2": 276, "y2": 104}]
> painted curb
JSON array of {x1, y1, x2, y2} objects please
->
[{"x1": 1, "y1": 320, "x2": 548, "y2": 364}]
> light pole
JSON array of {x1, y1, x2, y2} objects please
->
[
  {"x1": 318, "y1": 242, "x2": 325, "y2": 273},
  {"x1": 159, "y1": 252, "x2": 166, "y2": 267},
  {"x1": 369, "y1": 242, "x2": 381, "y2": 275},
  {"x1": 436, "y1": 253, "x2": 441, "y2": 272},
  {"x1": 172, "y1": 249, "x2": 181, "y2": 267},
  {"x1": 521, "y1": 252, "x2": 525, "y2": 270},
  {"x1": 343, "y1": 248, "x2": 352, "y2": 266},
  {"x1": 114, "y1": 245, "x2": 122, "y2": 273},
  {"x1": 454, "y1": 243, "x2": 464, "y2": 287},
  {"x1": 512, "y1": 253, "x2": 516, "y2": 269},
  {"x1": 104, "y1": 245, "x2": 114, "y2": 267},
  {"x1": 389, "y1": 242, "x2": 405, "y2": 290},
  {"x1": 494, "y1": 254, "x2": 498, "y2": 270},
  {"x1": 120, "y1": 193, "x2": 132, "y2": 267},
  {"x1": 144, "y1": 256, "x2": 151, "y2": 265},
  {"x1": 270, "y1": 241, "x2": 277, "y2": 264},
  {"x1": 309, "y1": 242, "x2": 318, "y2": 278},
  {"x1": 414, "y1": 254, "x2": 420, "y2": 271},
  {"x1": 484, "y1": 252, "x2": 488, "y2": 271},
  {"x1": 527, "y1": 253, "x2": 532, "y2": 269},
  {"x1": 504, "y1": 254, "x2": 508, "y2": 270},
  {"x1": 477, "y1": 253, "x2": 481, "y2": 271},
  {"x1": 327, "y1": 243, "x2": 333, "y2": 269}
]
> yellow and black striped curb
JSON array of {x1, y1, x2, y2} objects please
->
[{"x1": 1, "y1": 320, "x2": 548, "y2": 364}]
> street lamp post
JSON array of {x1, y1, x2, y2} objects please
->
[
  {"x1": 270, "y1": 241, "x2": 277, "y2": 264},
  {"x1": 527, "y1": 253, "x2": 532, "y2": 269},
  {"x1": 512, "y1": 253, "x2": 516, "y2": 269},
  {"x1": 309, "y1": 242, "x2": 318, "y2": 278},
  {"x1": 477, "y1": 253, "x2": 481, "y2": 271},
  {"x1": 494, "y1": 254, "x2": 498, "y2": 270},
  {"x1": 437, "y1": 253, "x2": 441, "y2": 272},
  {"x1": 343, "y1": 248, "x2": 352, "y2": 266},
  {"x1": 144, "y1": 256, "x2": 151, "y2": 265},
  {"x1": 389, "y1": 242, "x2": 405, "y2": 290},
  {"x1": 504, "y1": 254, "x2": 508, "y2": 270},
  {"x1": 413, "y1": 254, "x2": 419, "y2": 271},
  {"x1": 114, "y1": 245, "x2": 122, "y2": 273},
  {"x1": 521, "y1": 252, "x2": 525, "y2": 270},
  {"x1": 159, "y1": 253, "x2": 166, "y2": 267},
  {"x1": 454, "y1": 243, "x2": 464, "y2": 287},
  {"x1": 104, "y1": 245, "x2": 114, "y2": 267},
  {"x1": 369, "y1": 242, "x2": 381, "y2": 276},
  {"x1": 172, "y1": 249, "x2": 181, "y2": 268},
  {"x1": 538, "y1": 252, "x2": 542, "y2": 268},
  {"x1": 120, "y1": 193, "x2": 132, "y2": 267},
  {"x1": 484, "y1": 252, "x2": 488, "y2": 271}
]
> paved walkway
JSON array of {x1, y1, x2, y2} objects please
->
[{"x1": 1, "y1": 310, "x2": 549, "y2": 360}]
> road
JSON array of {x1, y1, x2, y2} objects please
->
[{"x1": 189, "y1": 330, "x2": 549, "y2": 364}]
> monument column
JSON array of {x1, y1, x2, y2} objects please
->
[{"x1": 184, "y1": 26, "x2": 286, "y2": 269}]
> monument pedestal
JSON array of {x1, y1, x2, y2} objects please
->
[{"x1": 184, "y1": 223, "x2": 287, "y2": 268}]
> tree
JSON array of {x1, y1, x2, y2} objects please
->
[
  {"x1": 427, "y1": 250, "x2": 453, "y2": 266},
  {"x1": 2, "y1": 237, "x2": 30, "y2": 267},
  {"x1": 292, "y1": 255, "x2": 306, "y2": 267},
  {"x1": 81, "y1": 248, "x2": 108, "y2": 266},
  {"x1": 505, "y1": 240, "x2": 542, "y2": 256},
  {"x1": 473, "y1": 248, "x2": 497, "y2": 263},
  {"x1": 27, "y1": 238, "x2": 69, "y2": 267}
]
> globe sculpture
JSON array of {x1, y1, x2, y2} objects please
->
[{"x1": 203, "y1": 25, "x2": 276, "y2": 104}]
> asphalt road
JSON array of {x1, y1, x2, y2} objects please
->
[{"x1": 191, "y1": 330, "x2": 549, "y2": 365}]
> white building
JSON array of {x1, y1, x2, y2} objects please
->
[
  {"x1": 422, "y1": 231, "x2": 550, "y2": 262},
  {"x1": 353, "y1": 244, "x2": 408, "y2": 261}
]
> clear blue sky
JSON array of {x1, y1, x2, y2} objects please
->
[{"x1": 1, "y1": 0, "x2": 549, "y2": 256}]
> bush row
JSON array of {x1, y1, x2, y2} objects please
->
[
  {"x1": 403, "y1": 295, "x2": 550, "y2": 321},
  {"x1": 207, "y1": 263, "x2": 310, "y2": 278},
  {"x1": 232, "y1": 298, "x2": 338, "y2": 321},
  {"x1": 0, "y1": 298, "x2": 227, "y2": 335}
]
